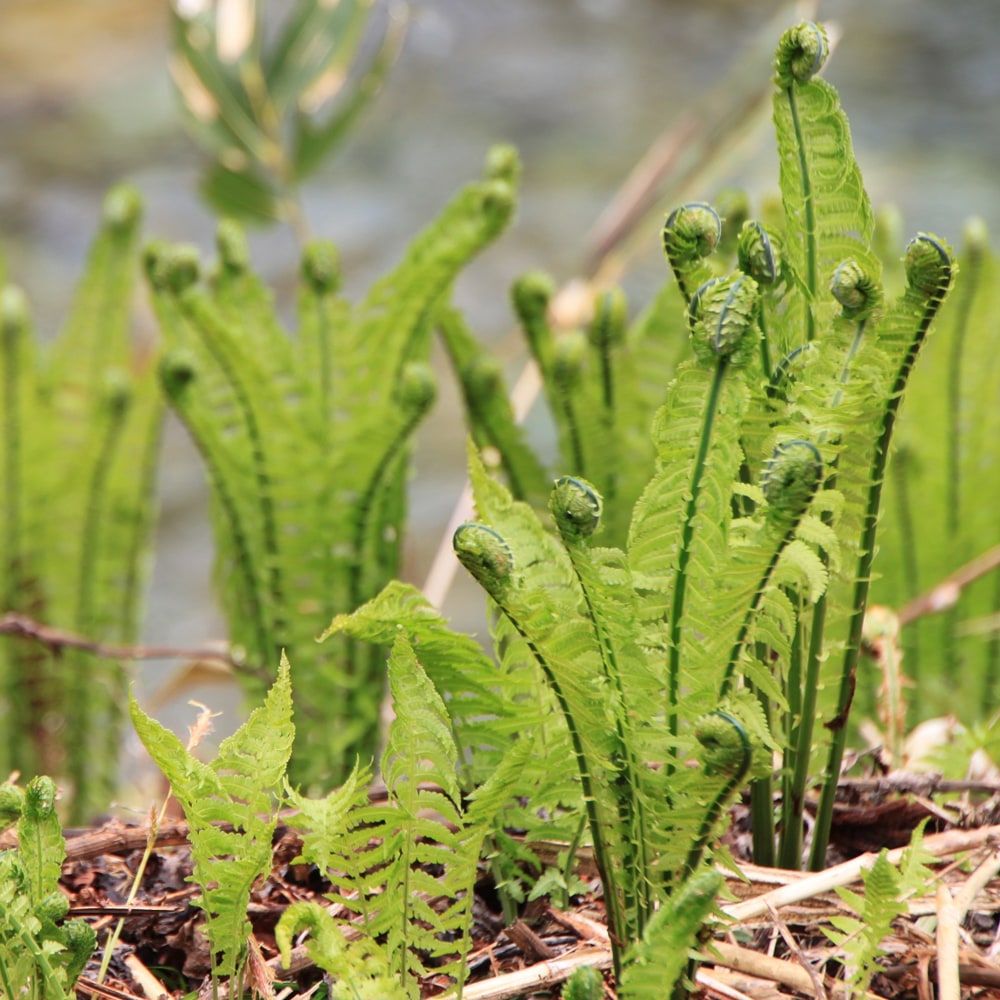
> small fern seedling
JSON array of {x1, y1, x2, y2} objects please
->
[
  {"x1": 824, "y1": 827, "x2": 934, "y2": 997},
  {"x1": 0, "y1": 777, "x2": 97, "y2": 1000},
  {"x1": 130, "y1": 655, "x2": 295, "y2": 999}
]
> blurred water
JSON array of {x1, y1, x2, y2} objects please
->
[{"x1": 1, "y1": 0, "x2": 998, "y2": 752}]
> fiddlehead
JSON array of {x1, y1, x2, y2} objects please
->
[
  {"x1": 689, "y1": 273, "x2": 761, "y2": 364},
  {"x1": 720, "y1": 439, "x2": 824, "y2": 696},
  {"x1": 739, "y1": 220, "x2": 784, "y2": 377},
  {"x1": 772, "y1": 21, "x2": 828, "y2": 87},
  {"x1": 738, "y1": 221, "x2": 782, "y2": 287},
  {"x1": 452, "y1": 522, "x2": 515, "y2": 595},
  {"x1": 761, "y1": 438, "x2": 825, "y2": 531},
  {"x1": 662, "y1": 202, "x2": 722, "y2": 304},
  {"x1": 831, "y1": 259, "x2": 882, "y2": 320},
  {"x1": 683, "y1": 711, "x2": 752, "y2": 877},
  {"x1": 550, "y1": 475, "x2": 603, "y2": 541}
]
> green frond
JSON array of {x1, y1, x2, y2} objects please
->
[
  {"x1": 129, "y1": 655, "x2": 294, "y2": 982},
  {"x1": 826, "y1": 850, "x2": 906, "y2": 995},
  {"x1": 0, "y1": 187, "x2": 160, "y2": 819},
  {"x1": 437, "y1": 303, "x2": 549, "y2": 501},
  {"x1": 619, "y1": 871, "x2": 721, "y2": 1000},
  {"x1": 276, "y1": 902, "x2": 407, "y2": 1000},
  {"x1": 319, "y1": 580, "x2": 511, "y2": 787},
  {"x1": 772, "y1": 22, "x2": 876, "y2": 346}
]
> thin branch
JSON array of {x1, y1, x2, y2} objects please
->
[
  {"x1": 898, "y1": 543, "x2": 1000, "y2": 627},
  {"x1": 0, "y1": 611, "x2": 262, "y2": 677}
]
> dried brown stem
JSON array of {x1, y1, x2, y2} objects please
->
[
  {"x1": 0, "y1": 611, "x2": 263, "y2": 678},
  {"x1": 898, "y1": 543, "x2": 1000, "y2": 627}
]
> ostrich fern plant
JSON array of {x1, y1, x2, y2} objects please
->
[
  {"x1": 148, "y1": 148, "x2": 516, "y2": 790},
  {"x1": 334, "y1": 20, "x2": 958, "y2": 990},
  {"x1": 0, "y1": 186, "x2": 161, "y2": 823}
]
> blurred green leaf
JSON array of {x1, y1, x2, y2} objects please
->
[
  {"x1": 200, "y1": 161, "x2": 280, "y2": 223},
  {"x1": 265, "y1": 0, "x2": 371, "y2": 112},
  {"x1": 169, "y1": 0, "x2": 407, "y2": 231},
  {"x1": 292, "y1": 2, "x2": 407, "y2": 182}
]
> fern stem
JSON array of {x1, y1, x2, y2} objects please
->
[
  {"x1": 719, "y1": 536, "x2": 791, "y2": 697},
  {"x1": 777, "y1": 606, "x2": 806, "y2": 868},
  {"x1": 809, "y1": 249, "x2": 951, "y2": 870},
  {"x1": 784, "y1": 85, "x2": 817, "y2": 343},
  {"x1": 748, "y1": 676, "x2": 775, "y2": 867},
  {"x1": 502, "y1": 610, "x2": 627, "y2": 978},
  {"x1": 667, "y1": 358, "x2": 728, "y2": 749},
  {"x1": 68, "y1": 384, "x2": 129, "y2": 820},
  {"x1": 558, "y1": 529, "x2": 652, "y2": 935},
  {"x1": 890, "y1": 453, "x2": 921, "y2": 698}
]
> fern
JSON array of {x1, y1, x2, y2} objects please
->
[
  {"x1": 276, "y1": 902, "x2": 408, "y2": 1000},
  {"x1": 618, "y1": 871, "x2": 721, "y2": 1000},
  {"x1": 130, "y1": 655, "x2": 295, "y2": 993},
  {"x1": 0, "y1": 777, "x2": 97, "y2": 1000},
  {"x1": 875, "y1": 220, "x2": 1000, "y2": 716},
  {"x1": 149, "y1": 150, "x2": 516, "y2": 789},
  {"x1": 825, "y1": 829, "x2": 934, "y2": 997},
  {"x1": 316, "y1": 635, "x2": 525, "y2": 997},
  {"x1": 0, "y1": 185, "x2": 161, "y2": 821}
]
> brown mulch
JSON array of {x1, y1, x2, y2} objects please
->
[{"x1": 9, "y1": 779, "x2": 1000, "y2": 1000}]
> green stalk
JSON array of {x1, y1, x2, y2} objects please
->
[
  {"x1": 784, "y1": 85, "x2": 816, "y2": 344},
  {"x1": 552, "y1": 478, "x2": 651, "y2": 936},
  {"x1": 777, "y1": 607, "x2": 805, "y2": 868},
  {"x1": 809, "y1": 237, "x2": 953, "y2": 870},
  {"x1": 748, "y1": 668, "x2": 775, "y2": 867},
  {"x1": 68, "y1": 379, "x2": 129, "y2": 820},
  {"x1": 667, "y1": 359, "x2": 728, "y2": 748},
  {"x1": 453, "y1": 523, "x2": 627, "y2": 977},
  {"x1": 507, "y1": 613, "x2": 627, "y2": 979}
]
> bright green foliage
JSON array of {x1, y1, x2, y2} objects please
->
[
  {"x1": 149, "y1": 152, "x2": 516, "y2": 789},
  {"x1": 563, "y1": 965, "x2": 604, "y2": 1000},
  {"x1": 438, "y1": 18, "x2": 959, "y2": 986},
  {"x1": 303, "y1": 636, "x2": 527, "y2": 999},
  {"x1": 276, "y1": 902, "x2": 407, "y2": 1000},
  {"x1": 875, "y1": 219, "x2": 1000, "y2": 718},
  {"x1": 0, "y1": 776, "x2": 97, "y2": 1000},
  {"x1": 169, "y1": 0, "x2": 407, "y2": 227},
  {"x1": 319, "y1": 579, "x2": 512, "y2": 788},
  {"x1": 0, "y1": 185, "x2": 161, "y2": 822},
  {"x1": 619, "y1": 871, "x2": 721, "y2": 1000},
  {"x1": 129, "y1": 655, "x2": 295, "y2": 993},
  {"x1": 825, "y1": 830, "x2": 934, "y2": 997}
]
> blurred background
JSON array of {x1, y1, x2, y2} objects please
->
[{"x1": 2, "y1": 0, "x2": 998, "y2": 750}]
